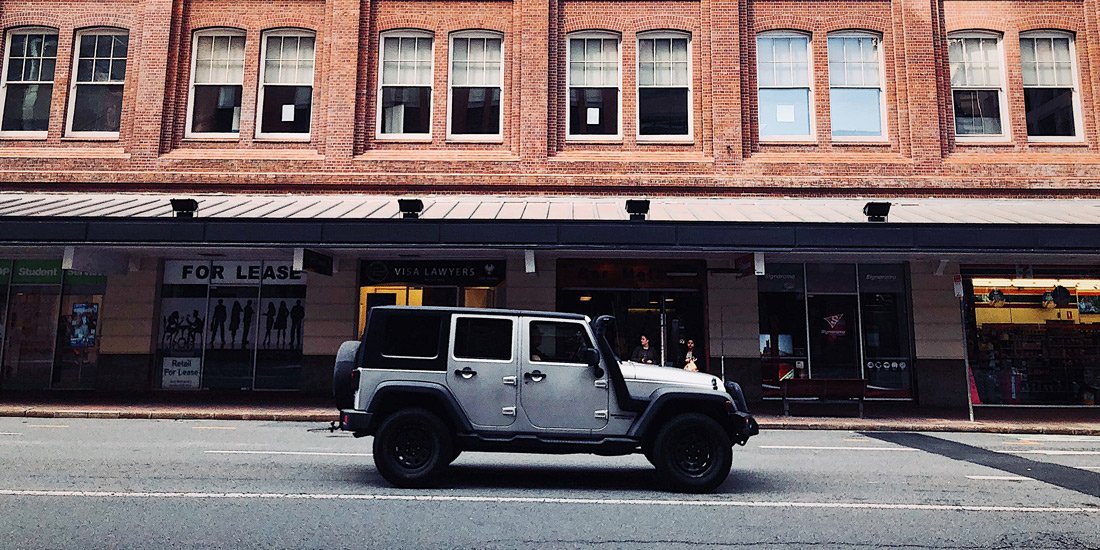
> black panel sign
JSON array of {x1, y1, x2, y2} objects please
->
[
  {"x1": 302, "y1": 249, "x2": 334, "y2": 276},
  {"x1": 359, "y1": 260, "x2": 506, "y2": 286}
]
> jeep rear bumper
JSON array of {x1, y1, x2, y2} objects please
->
[{"x1": 338, "y1": 409, "x2": 373, "y2": 434}]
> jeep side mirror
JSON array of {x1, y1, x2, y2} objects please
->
[{"x1": 583, "y1": 347, "x2": 604, "y2": 377}]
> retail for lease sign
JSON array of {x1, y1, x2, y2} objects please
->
[
  {"x1": 161, "y1": 357, "x2": 202, "y2": 389},
  {"x1": 163, "y1": 261, "x2": 305, "y2": 286}
]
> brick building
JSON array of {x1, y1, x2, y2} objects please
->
[{"x1": 0, "y1": 0, "x2": 1098, "y2": 412}]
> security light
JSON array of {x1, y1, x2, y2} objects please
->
[
  {"x1": 626, "y1": 199, "x2": 650, "y2": 221},
  {"x1": 863, "y1": 201, "x2": 891, "y2": 222},
  {"x1": 398, "y1": 198, "x2": 424, "y2": 219},
  {"x1": 170, "y1": 198, "x2": 199, "y2": 218}
]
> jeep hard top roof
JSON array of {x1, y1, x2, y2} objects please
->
[{"x1": 369, "y1": 305, "x2": 591, "y2": 322}]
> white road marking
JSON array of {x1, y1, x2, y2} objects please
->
[
  {"x1": 965, "y1": 475, "x2": 1035, "y2": 481},
  {"x1": 1078, "y1": 466, "x2": 1100, "y2": 470},
  {"x1": 0, "y1": 489, "x2": 1096, "y2": 513},
  {"x1": 192, "y1": 426, "x2": 237, "y2": 430},
  {"x1": 205, "y1": 450, "x2": 372, "y2": 457},
  {"x1": 1000, "y1": 450, "x2": 1100, "y2": 456},
  {"x1": 998, "y1": 435, "x2": 1099, "y2": 442},
  {"x1": 28, "y1": 425, "x2": 68, "y2": 429},
  {"x1": 0, "y1": 432, "x2": 23, "y2": 436},
  {"x1": 758, "y1": 445, "x2": 917, "y2": 452}
]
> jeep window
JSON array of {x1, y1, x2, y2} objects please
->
[
  {"x1": 381, "y1": 314, "x2": 441, "y2": 359},
  {"x1": 529, "y1": 321, "x2": 593, "y2": 364},
  {"x1": 454, "y1": 316, "x2": 513, "y2": 361}
]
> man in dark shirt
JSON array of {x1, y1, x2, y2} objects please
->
[{"x1": 630, "y1": 334, "x2": 657, "y2": 364}]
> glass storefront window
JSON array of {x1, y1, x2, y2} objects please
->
[{"x1": 968, "y1": 274, "x2": 1100, "y2": 406}]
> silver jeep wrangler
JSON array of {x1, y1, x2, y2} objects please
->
[{"x1": 333, "y1": 306, "x2": 757, "y2": 493}]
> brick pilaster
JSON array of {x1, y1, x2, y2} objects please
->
[
  {"x1": 130, "y1": 0, "x2": 174, "y2": 164},
  {"x1": 323, "y1": 0, "x2": 362, "y2": 160}
]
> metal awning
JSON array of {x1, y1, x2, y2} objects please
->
[{"x1": 1, "y1": 192, "x2": 1100, "y2": 254}]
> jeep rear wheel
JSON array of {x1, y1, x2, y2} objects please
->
[
  {"x1": 373, "y1": 408, "x2": 453, "y2": 488},
  {"x1": 652, "y1": 413, "x2": 732, "y2": 493}
]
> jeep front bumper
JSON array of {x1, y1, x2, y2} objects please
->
[{"x1": 338, "y1": 409, "x2": 373, "y2": 434}]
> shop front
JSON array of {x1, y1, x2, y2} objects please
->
[
  {"x1": 965, "y1": 267, "x2": 1100, "y2": 406},
  {"x1": 556, "y1": 259, "x2": 707, "y2": 371},
  {"x1": 0, "y1": 260, "x2": 106, "y2": 391},
  {"x1": 758, "y1": 263, "x2": 914, "y2": 399},
  {"x1": 156, "y1": 260, "x2": 307, "y2": 391}
]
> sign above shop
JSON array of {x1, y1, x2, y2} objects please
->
[
  {"x1": 163, "y1": 261, "x2": 305, "y2": 286},
  {"x1": 359, "y1": 260, "x2": 506, "y2": 286},
  {"x1": 557, "y1": 259, "x2": 705, "y2": 289},
  {"x1": 11, "y1": 260, "x2": 63, "y2": 285}
]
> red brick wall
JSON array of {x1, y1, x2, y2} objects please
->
[{"x1": 0, "y1": 0, "x2": 1097, "y2": 195}]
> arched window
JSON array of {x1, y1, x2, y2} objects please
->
[
  {"x1": 826, "y1": 31, "x2": 884, "y2": 140},
  {"x1": 756, "y1": 30, "x2": 812, "y2": 140},
  {"x1": 378, "y1": 29, "x2": 434, "y2": 139},
  {"x1": 257, "y1": 28, "x2": 315, "y2": 139},
  {"x1": 637, "y1": 30, "x2": 691, "y2": 140},
  {"x1": 67, "y1": 27, "x2": 128, "y2": 137},
  {"x1": 1, "y1": 26, "x2": 58, "y2": 137},
  {"x1": 947, "y1": 31, "x2": 1007, "y2": 139},
  {"x1": 448, "y1": 30, "x2": 503, "y2": 141},
  {"x1": 1019, "y1": 30, "x2": 1081, "y2": 140},
  {"x1": 566, "y1": 31, "x2": 620, "y2": 140},
  {"x1": 187, "y1": 28, "x2": 245, "y2": 137}
]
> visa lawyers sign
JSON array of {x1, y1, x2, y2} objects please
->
[{"x1": 164, "y1": 261, "x2": 306, "y2": 286}]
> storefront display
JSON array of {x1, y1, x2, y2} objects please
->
[
  {"x1": 759, "y1": 263, "x2": 913, "y2": 398},
  {"x1": 967, "y1": 272, "x2": 1100, "y2": 406},
  {"x1": 157, "y1": 260, "x2": 306, "y2": 391}
]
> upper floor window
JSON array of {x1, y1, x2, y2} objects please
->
[
  {"x1": 567, "y1": 32, "x2": 620, "y2": 139},
  {"x1": 637, "y1": 31, "x2": 691, "y2": 140},
  {"x1": 257, "y1": 29, "x2": 314, "y2": 139},
  {"x1": 757, "y1": 31, "x2": 812, "y2": 140},
  {"x1": 379, "y1": 31, "x2": 433, "y2": 138},
  {"x1": 187, "y1": 29, "x2": 245, "y2": 137},
  {"x1": 67, "y1": 28, "x2": 128, "y2": 137},
  {"x1": 448, "y1": 32, "x2": 502, "y2": 140},
  {"x1": 827, "y1": 32, "x2": 884, "y2": 140},
  {"x1": 1, "y1": 28, "x2": 57, "y2": 136},
  {"x1": 1020, "y1": 31, "x2": 1080, "y2": 140},
  {"x1": 948, "y1": 32, "x2": 1006, "y2": 139}
]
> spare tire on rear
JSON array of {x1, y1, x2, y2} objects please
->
[{"x1": 333, "y1": 341, "x2": 361, "y2": 409}]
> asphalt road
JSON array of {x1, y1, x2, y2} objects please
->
[{"x1": 1, "y1": 418, "x2": 1098, "y2": 549}]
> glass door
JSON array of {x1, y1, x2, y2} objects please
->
[
  {"x1": 806, "y1": 294, "x2": 862, "y2": 379},
  {"x1": 2, "y1": 286, "x2": 61, "y2": 390}
]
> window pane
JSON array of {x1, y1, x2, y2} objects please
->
[
  {"x1": 757, "y1": 37, "x2": 774, "y2": 63},
  {"x1": 2, "y1": 83, "x2": 52, "y2": 131},
  {"x1": 260, "y1": 85, "x2": 312, "y2": 134},
  {"x1": 93, "y1": 59, "x2": 110, "y2": 82},
  {"x1": 6, "y1": 59, "x2": 22, "y2": 82},
  {"x1": 530, "y1": 322, "x2": 592, "y2": 364},
  {"x1": 453, "y1": 38, "x2": 469, "y2": 61},
  {"x1": 381, "y1": 314, "x2": 440, "y2": 358},
  {"x1": 454, "y1": 317, "x2": 512, "y2": 361},
  {"x1": 381, "y1": 86, "x2": 431, "y2": 134},
  {"x1": 638, "y1": 61, "x2": 654, "y2": 86},
  {"x1": 79, "y1": 35, "x2": 95, "y2": 57},
  {"x1": 11, "y1": 34, "x2": 27, "y2": 57},
  {"x1": 43, "y1": 34, "x2": 57, "y2": 57},
  {"x1": 109, "y1": 59, "x2": 126, "y2": 81},
  {"x1": 952, "y1": 89, "x2": 1002, "y2": 135},
  {"x1": 191, "y1": 84, "x2": 242, "y2": 134},
  {"x1": 639, "y1": 39, "x2": 654, "y2": 62},
  {"x1": 569, "y1": 87, "x2": 618, "y2": 135},
  {"x1": 40, "y1": 58, "x2": 56, "y2": 81},
  {"x1": 112, "y1": 35, "x2": 128, "y2": 57},
  {"x1": 96, "y1": 35, "x2": 112, "y2": 57},
  {"x1": 451, "y1": 86, "x2": 501, "y2": 134},
  {"x1": 830, "y1": 87, "x2": 882, "y2": 137},
  {"x1": 71, "y1": 83, "x2": 123, "y2": 132},
  {"x1": 638, "y1": 87, "x2": 688, "y2": 136},
  {"x1": 759, "y1": 87, "x2": 811, "y2": 138},
  {"x1": 1024, "y1": 87, "x2": 1075, "y2": 137}
]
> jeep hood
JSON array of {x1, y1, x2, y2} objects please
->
[{"x1": 619, "y1": 360, "x2": 722, "y2": 390}]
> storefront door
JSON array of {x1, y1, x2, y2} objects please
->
[{"x1": 807, "y1": 294, "x2": 861, "y2": 379}]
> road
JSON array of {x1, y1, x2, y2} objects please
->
[{"x1": 0, "y1": 417, "x2": 1097, "y2": 549}]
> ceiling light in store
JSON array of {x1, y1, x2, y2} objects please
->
[
  {"x1": 972, "y1": 278, "x2": 1100, "y2": 290},
  {"x1": 578, "y1": 295, "x2": 592, "y2": 302}
]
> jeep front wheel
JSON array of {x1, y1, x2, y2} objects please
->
[
  {"x1": 373, "y1": 408, "x2": 454, "y2": 488},
  {"x1": 651, "y1": 413, "x2": 732, "y2": 493}
]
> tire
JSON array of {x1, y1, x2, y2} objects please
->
[
  {"x1": 372, "y1": 408, "x2": 454, "y2": 488},
  {"x1": 651, "y1": 413, "x2": 733, "y2": 493}
]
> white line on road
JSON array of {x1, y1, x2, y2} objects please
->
[
  {"x1": 997, "y1": 435, "x2": 1099, "y2": 442},
  {"x1": 965, "y1": 475, "x2": 1035, "y2": 481},
  {"x1": 1078, "y1": 466, "x2": 1100, "y2": 470},
  {"x1": 1, "y1": 489, "x2": 1096, "y2": 513},
  {"x1": 758, "y1": 445, "x2": 917, "y2": 452},
  {"x1": 28, "y1": 425, "x2": 68, "y2": 429},
  {"x1": 205, "y1": 451, "x2": 373, "y2": 457},
  {"x1": 0, "y1": 433, "x2": 23, "y2": 436},
  {"x1": 192, "y1": 426, "x2": 237, "y2": 430},
  {"x1": 999, "y1": 450, "x2": 1100, "y2": 456}
]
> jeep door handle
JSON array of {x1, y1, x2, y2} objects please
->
[
  {"x1": 523, "y1": 370, "x2": 546, "y2": 383},
  {"x1": 454, "y1": 367, "x2": 477, "y2": 379}
]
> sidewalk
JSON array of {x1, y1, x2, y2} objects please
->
[{"x1": 0, "y1": 393, "x2": 1097, "y2": 435}]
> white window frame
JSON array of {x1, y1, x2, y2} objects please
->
[
  {"x1": 756, "y1": 30, "x2": 815, "y2": 143},
  {"x1": 0, "y1": 27, "x2": 57, "y2": 139},
  {"x1": 827, "y1": 30, "x2": 888, "y2": 143},
  {"x1": 66, "y1": 27, "x2": 128, "y2": 139},
  {"x1": 256, "y1": 28, "x2": 316, "y2": 141},
  {"x1": 947, "y1": 30, "x2": 1010, "y2": 143},
  {"x1": 446, "y1": 30, "x2": 504, "y2": 143},
  {"x1": 185, "y1": 28, "x2": 246, "y2": 139},
  {"x1": 1020, "y1": 30, "x2": 1083, "y2": 143},
  {"x1": 376, "y1": 29, "x2": 434, "y2": 142},
  {"x1": 566, "y1": 30, "x2": 622, "y2": 142},
  {"x1": 635, "y1": 30, "x2": 693, "y2": 143}
]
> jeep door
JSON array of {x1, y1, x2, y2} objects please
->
[
  {"x1": 447, "y1": 314, "x2": 519, "y2": 427},
  {"x1": 520, "y1": 318, "x2": 609, "y2": 430}
]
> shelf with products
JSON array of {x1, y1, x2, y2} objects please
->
[{"x1": 973, "y1": 323, "x2": 1096, "y2": 404}]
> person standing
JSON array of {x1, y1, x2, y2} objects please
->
[
  {"x1": 683, "y1": 338, "x2": 701, "y2": 372},
  {"x1": 630, "y1": 334, "x2": 657, "y2": 364}
]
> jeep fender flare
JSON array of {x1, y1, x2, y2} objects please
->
[
  {"x1": 627, "y1": 389, "x2": 736, "y2": 442},
  {"x1": 365, "y1": 381, "x2": 473, "y2": 435}
]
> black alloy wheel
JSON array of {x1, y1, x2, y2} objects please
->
[{"x1": 373, "y1": 408, "x2": 453, "y2": 488}]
